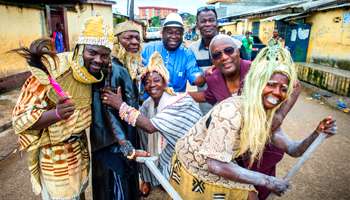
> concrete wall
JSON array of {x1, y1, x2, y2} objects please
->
[
  {"x1": 0, "y1": 5, "x2": 45, "y2": 78},
  {"x1": 67, "y1": 4, "x2": 113, "y2": 51},
  {"x1": 237, "y1": 21, "x2": 245, "y2": 35},
  {"x1": 296, "y1": 63, "x2": 350, "y2": 97},
  {"x1": 258, "y1": 20, "x2": 275, "y2": 45},
  {"x1": 220, "y1": 23, "x2": 236, "y2": 34},
  {"x1": 0, "y1": 3, "x2": 113, "y2": 79},
  {"x1": 306, "y1": 8, "x2": 350, "y2": 71}
]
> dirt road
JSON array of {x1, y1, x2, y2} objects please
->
[{"x1": 0, "y1": 90, "x2": 349, "y2": 200}]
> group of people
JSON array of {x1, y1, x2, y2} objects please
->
[{"x1": 12, "y1": 6, "x2": 336, "y2": 200}]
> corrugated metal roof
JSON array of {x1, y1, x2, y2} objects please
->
[
  {"x1": 316, "y1": 2, "x2": 350, "y2": 11},
  {"x1": 297, "y1": 0, "x2": 337, "y2": 11},
  {"x1": 221, "y1": 0, "x2": 349, "y2": 20},
  {"x1": 219, "y1": 0, "x2": 306, "y2": 20},
  {"x1": 260, "y1": 13, "x2": 303, "y2": 22}
]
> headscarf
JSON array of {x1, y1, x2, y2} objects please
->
[
  {"x1": 71, "y1": 16, "x2": 114, "y2": 84},
  {"x1": 112, "y1": 20, "x2": 143, "y2": 80},
  {"x1": 141, "y1": 51, "x2": 175, "y2": 95},
  {"x1": 238, "y1": 39, "x2": 297, "y2": 166},
  {"x1": 76, "y1": 16, "x2": 114, "y2": 50}
]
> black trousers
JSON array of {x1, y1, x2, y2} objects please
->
[{"x1": 91, "y1": 146, "x2": 140, "y2": 200}]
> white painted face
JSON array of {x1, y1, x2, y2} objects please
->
[{"x1": 262, "y1": 73, "x2": 289, "y2": 110}]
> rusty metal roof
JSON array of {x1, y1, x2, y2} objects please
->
[{"x1": 222, "y1": 0, "x2": 350, "y2": 21}]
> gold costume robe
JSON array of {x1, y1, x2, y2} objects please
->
[{"x1": 12, "y1": 52, "x2": 92, "y2": 199}]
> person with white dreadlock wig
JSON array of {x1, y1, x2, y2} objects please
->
[{"x1": 169, "y1": 39, "x2": 337, "y2": 200}]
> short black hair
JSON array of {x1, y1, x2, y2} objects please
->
[{"x1": 196, "y1": 6, "x2": 217, "y2": 21}]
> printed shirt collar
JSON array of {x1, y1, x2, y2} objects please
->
[{"x1": 199, "y1": 38, "x2": 207, "y2": 51}]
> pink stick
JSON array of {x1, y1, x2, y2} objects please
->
[{"x1": 49, "y1": 76, "x2": 67, "y2": 97}]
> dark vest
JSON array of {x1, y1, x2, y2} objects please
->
[{"x1": 90, "y1": 58, "x2": 139, "y2": 152}]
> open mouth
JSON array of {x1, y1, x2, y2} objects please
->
[
  {"x1": 203, "y1": 29, "x2": 214, "y2": 33},
  {"x1": 266, "y1": 95, "x2": 280, "y2": 105},
  {"x1": 149, "y1": 88, "x2": 160, "y2": 94},
  {"x1": 222, "y1": 62, "x2": 233, "y2": 69}
]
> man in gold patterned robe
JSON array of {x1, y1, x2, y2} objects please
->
[{"x1": 12, "y1": 16, "x2": 113, "y2": 200}]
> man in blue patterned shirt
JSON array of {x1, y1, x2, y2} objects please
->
[{"x1": 142, "y1": 13, "x2": 205, "y2": 93}]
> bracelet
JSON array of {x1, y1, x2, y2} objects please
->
[
  {"x1": 126, "y1": 149, "x2": 136, "y2": 160},
  {"x1": 118, "y1": 102, "x2": 141, "y2": 127},
  {"x1": 55, "y1": 108, "x2": 62, "y2": 120}
]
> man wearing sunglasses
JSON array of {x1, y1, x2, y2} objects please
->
[
  {"x1": 189, "y1": 6, "x2": 219, "y2": 115},
  {"x1": 142, "y1": 13, "x2": 205, "y2": 93},
  {"x1": 189, "y1": 34, "x2": 251, "y2": 106}
]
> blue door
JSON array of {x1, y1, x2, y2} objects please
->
[
  {"x1": 252, "y1": 21, "x2": 260, "y2": 36},
  {"x1": 285, "y1": 23, "x2": 311, "y2": 62}
]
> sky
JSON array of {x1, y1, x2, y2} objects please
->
[{"x1": 113, "y1": 0, "x2": 209, "y2": 15}]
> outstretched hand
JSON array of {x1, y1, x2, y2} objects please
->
[
  {"x1": 134, "y1": 150, "x2": 151, "y2": 158},
  {"x1": 101, "y1": 87, "x2": 123, "y2": 110},
  {"x1": 315, "y1": 116, "x2": 337, "y2": 137},
  {"x1": 265, "y1": 176, "x2": 290, "y2": 196}
]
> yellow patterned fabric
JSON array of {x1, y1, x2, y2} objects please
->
[
  {"x1": 76, "y1": 16, "x2": 114, "y2": 50},
  {"x1": 114, "y1": 20, "x2": 142, "y2": 37},
  {"x1": 175, "y1": 95, "x2": 255, "y2": 191},
  {"x1": 12, "y1": 53, "x2": 92, "y2": 199},
  {"x1": 170, "y1": 155, "x2": 252, "y2": 200},
  {"x1": 70, "y1": 46, "x2": 104, "y2": 84}
]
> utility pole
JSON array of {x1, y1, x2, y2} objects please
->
[
  {"x1": 126, "y1": 0, "x2": 129, "y2": 16},
  {"x1": 129, "y1": 0, "x2": 134, "y2": 20}
]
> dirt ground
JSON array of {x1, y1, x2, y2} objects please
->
[{"x1": 0, "y1": 89, "x2": 349, "y2": 200}]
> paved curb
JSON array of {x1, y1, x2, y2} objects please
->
[{"x1": 301, "y1": 81, "x2": 350, "y2": 115}]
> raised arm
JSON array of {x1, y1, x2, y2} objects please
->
[
  {"x1": 272, "y1": 116, "x2": 336, "y2": 157},
  {"x1": 271, "y1": 80, "x2": 301, "y2": 132},
  {"x1": 186, "y1": 49, "x2": 206, "y2": 87}
]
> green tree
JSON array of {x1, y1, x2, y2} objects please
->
[
  {"x1": 151, "y1": 16, "x2": 161, "y2": 27},
  {"x1": 185, "y1": 15, "x2": 196, "y2": 26}
]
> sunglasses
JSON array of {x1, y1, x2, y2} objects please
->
[
  {"x1": 211, "y1": 47, "x2": 235, "y2": 60},
  {"x1": 196, "y1": 6, "x2": 216, "y2": 15}
]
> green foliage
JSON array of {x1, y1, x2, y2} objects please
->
[
  {"x1": 185, "y1": 15, "x2": 196, "y2": 26},
  {"x1": 151, "y1": 16, "x2": 161, "y2": 27}
]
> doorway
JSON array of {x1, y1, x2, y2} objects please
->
[
  {"x1": 45, "y1": 6, "x2": 70, "y2": 51},
  {"x1": 285, "y1": 23, "x2": 311, "y2": 62}
]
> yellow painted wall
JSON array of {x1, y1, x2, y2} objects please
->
[
  {"x1": 259, "y1": 21, "x2": 275, "y2": 45},
  {"x1": 67, "y1": 4, "x2": 113, "y2": 51},
  {"x1": 237, "y1": 22, "x2": 245, "y2": 35},
  {"x1": 0, "y1": 3, "x2": 113, "y2": 78},
  {"x1": 220, "y1": 24, "x2": 236, "y2": 34},
  {"x1": 247, "y1": 20, "x2": 252, "y2": 33},
  {"x1": 0, "y1": 5, "x2": 45, "y2": 78},
  {"x1": 306, "y1": 8, "x2": 350, "y2": 68}
]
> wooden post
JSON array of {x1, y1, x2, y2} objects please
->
[
  {"x1": 62, "y1": 7, "x2": 70, "y2": 51},
  {"x1": 45, "y1": 5, "x2": 52, "y2": 36}
]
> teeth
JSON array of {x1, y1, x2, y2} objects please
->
[{"x1": 267, "y1": 96, "x2": 279, "y2": 105}]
